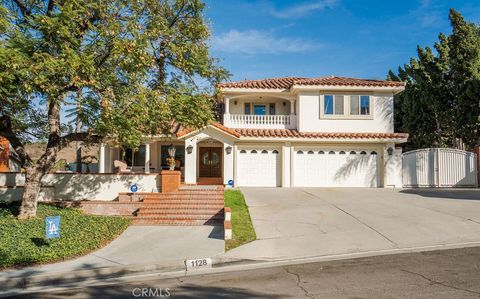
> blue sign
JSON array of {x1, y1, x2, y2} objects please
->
[
  {"x1": 45, "y1": 216, "x2": 61, "y2": 239},
  {"x1": 130, "y1": 184, "x2": 138, "y2": 193},
  {"x1": 228, "y1": 180, "x2": 234, "y2": 186}
]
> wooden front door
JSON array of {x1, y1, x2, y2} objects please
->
[
  {"x1": 199, "y1": 147, "x2": 222, "y2": 178},
  {"x1": 0, "y1": 137, "x2": 9, "y2": 172}
]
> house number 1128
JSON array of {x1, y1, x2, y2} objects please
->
[{"x1": 185, "y1": 258, "x2": 212, "y2": 270}]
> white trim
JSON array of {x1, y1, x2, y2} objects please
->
[{"x1": 292, "y1": 85, "x2": 405, "y2": 94}]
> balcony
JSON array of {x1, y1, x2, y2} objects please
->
[{"x1": 224, "y1": 114, "x2": 296, "y2": 129}]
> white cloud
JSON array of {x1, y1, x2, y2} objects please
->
[
  {"x1": 270, "y1": 0, "x2": 339, "y2": 19},
  {"x1": 211, "y1": 29, "x2": 321, "y2": 55}
]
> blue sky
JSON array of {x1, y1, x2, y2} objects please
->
[{"x1": 204, "y1": 0, "x2": 480, "y2": 81}]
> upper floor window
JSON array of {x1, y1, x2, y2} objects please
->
[
  {"x1": 321, "y1": 95, "x2": 373, "y2": 119},
  {"x1": 324, "y1": 95, "x2": 344, "y2": 115},
  {"x1": 350, "y1": 95, "x2": 370, "y2": 115}
]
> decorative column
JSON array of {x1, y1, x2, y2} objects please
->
[
  {"x1": 288, "y1": 99, "x2": 296, "y2": 129},
  {"x1": 108, "y1": 146, "x2": 114, "y2": 173},
  {"x1": 223, "y1": 97, "x2": 231, "y2": 126},
  {"x1": 289, "y1": 99, "x2": 295, "y2": 115},
  {"x1": 184, "y1": 137, "x2": 197, "y2": 184},
  {"x1": 144, "y1": 143, "x2": 150, "y2": 174},
  {"x1": 98, "y1": 143, "x2": 106, "y2": 173},
  {"x1": 282, "y1": 142, "x2": 291, "y2": 187}
]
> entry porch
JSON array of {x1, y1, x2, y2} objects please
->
[{"x1": 97, "y1": 126, "x2": 235, "y2": 186}]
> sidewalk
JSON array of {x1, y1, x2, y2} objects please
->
[{"x1": 0, "y1": 225, "x2": 224, "y2": 291}]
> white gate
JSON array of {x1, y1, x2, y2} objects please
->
[{"x1": 402, "y1": 148, "x2": 478, "y2": 188}]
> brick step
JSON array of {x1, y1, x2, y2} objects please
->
[
  {"x1": 136, "y1": 214, "x2": 224, "y2": 220},
  {"x1": 133, "y1": 219, "x2": 223, "y2": 226},
  {"x1": 143, "y1": 195, "x2": 224, "y2": 200},
  {"x1": 138, "y1": 209, "x2": 223, "y2": 215},
  {"x1": 143, "y1": 194, "x2": 224, "y2": 200},
  {"x1": 142, "y1": 199, "x2": 223, "y2": 204}
]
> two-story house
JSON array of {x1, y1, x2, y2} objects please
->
[{"x1": 97, "y1": 76, "x2": 408, "y2": 189}]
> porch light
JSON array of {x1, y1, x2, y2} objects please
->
[
  {"x1": 168, "y1": 144, "x2": 176, "y2": 158},
  {"x1": 225, "y1": 146, "x2": 232, "y2": 155},
  {"x1": 186, "y1": 145, "x2": 193, "y2": 154},
  {"x1": 387, "y1": 147, "x2": 394, "y2": 156}
]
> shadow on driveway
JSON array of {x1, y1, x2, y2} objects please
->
[{"x1": 400, "y1": 188, "x2": 480, "y2": 201}]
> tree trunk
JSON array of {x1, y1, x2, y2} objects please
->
[
  {"x1": 18, "y1": 99, "x2": 62, "y2": 219},
  {"x1": 17, "y1": 166, "x2": 42, "y2": 219},
  {"x1": 75, "y1": 90, "x2": 83, "y2": 173}
]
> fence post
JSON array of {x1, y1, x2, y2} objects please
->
[{"x1": 476, "y1": 146, "x2": 480, "y2": 188}]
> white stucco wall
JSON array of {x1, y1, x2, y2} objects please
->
[
  {"x1": 0, "y1": 173, "x2": 160, "y2": 201},
  {"x1": 296, "y1": 92, "x2": 394, "y2": 133},
  {"x1": 384, "y1": 146, "x2": 403, "y2": 188}
]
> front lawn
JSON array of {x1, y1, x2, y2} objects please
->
[
  {"x1": 224, "y1": 190, "x2": 256, "y2": 251},
  {"x1": 0, "y1": 202, "x2": 131, "y2": 269}
]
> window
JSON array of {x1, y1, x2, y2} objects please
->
[
  {"x1": 261, "y1": 150, "x2": 268, "y2": 154},
  {"x1": 251, "y1": 150, "x2": 257, "y2": 154},
  {"x1": 360, "y1": 96, "x2": 370, "y2": 115},
  {"x1": 244, "y1": 103, "x2": 251, "y2": 115},
  {"x1": 324, "y1": 95, "x2": 344, "y2": 115},
  {"x1": 350, "y1": 95, "x2": 370, "y2": 115},
  {"x1": 124, "y1": 145, "x2": 146, "y2": 167},
  {"x1": 253, "y1": 104, "x2": 266, "y2": 115},
  {"x1": 272, "y1": 150, "x2": 279, "y2": 154},
  {"x1": 240, "y1": 150, "x2": 247, "y2": 154},
  {"x1": 269, "y1": 103, "x2": 276, "y2": 115}
]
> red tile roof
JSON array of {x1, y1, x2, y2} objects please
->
[
  {"x1": 175, "y1": 122, "x2": 408, "y2": 141},
  {"x1": 176, "y1": 121, "x2": 241, "y2": 138},
  {"x1": 233, "y1": 128, "x2": 408, "y2": 140},
  {"x1": 217, "y1": 76, "x2": 405, "y2": 89}
]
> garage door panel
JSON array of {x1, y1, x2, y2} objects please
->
[
  {"x1": 237, "y1": 148, "x2": 281, "y2": 187},
  {"x1": 294, "y1": 149, "x2": 379, "y2": 187}
]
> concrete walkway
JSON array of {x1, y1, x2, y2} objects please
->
[
  {"x1": 0, "y1": 226, "x2": 224, "y2": 281},
  {"x1": 223, "y1": 188, "x2": 480, "y2": 261}
]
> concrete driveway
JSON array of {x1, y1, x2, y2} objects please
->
[{"x1": 224, "y1": 188, "x2": 480, "y2": 261}]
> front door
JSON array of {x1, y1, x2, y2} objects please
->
[{"x1": 199, "y1": 147, "x2": 222, "y2": 177}]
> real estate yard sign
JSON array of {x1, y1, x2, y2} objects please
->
[{"x1": 45, "y1": 216, "x2": 61, "y2": 239}]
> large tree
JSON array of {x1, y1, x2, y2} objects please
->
[
  {"x1": 388, "y1": 9, "x2": 479, "y2": 150},
  {"x1": 0, "y1": 0, "x2": 229, "y2": 219}
]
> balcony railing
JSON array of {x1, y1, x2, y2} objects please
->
[{"x1": 224, "y1": 114, "x2": 295, "y2": 129}]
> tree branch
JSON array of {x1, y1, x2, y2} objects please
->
[
  {"x1": 12, "y1": 0, "x2": 31, "y2": 17},
  {"x1": 59, "y1": 132, "x2": 103, "y2": 151},
  {"x1": 46, "y1": 0, "x2": 55, "y2": 16}
]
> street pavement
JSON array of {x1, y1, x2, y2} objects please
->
[
  {"x1": 12, "y1": 246, "x2": 480, "y2": 298},
  {"x1": 223, "y1": 188, "x2": 480, "y2": 261}
]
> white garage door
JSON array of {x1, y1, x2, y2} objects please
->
[
  {"x1": 294, "y1": 149, "x2": 379, "y2": 187},
  {"x1": 237, "y1": 148, "x2": 281, "y2": 187}
]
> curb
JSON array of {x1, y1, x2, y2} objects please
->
[{"x1": 2, "y1": 241, "x2": 480, "y2": 297}]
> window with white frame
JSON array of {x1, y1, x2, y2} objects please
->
[
  {"x1": 321, "y1": 95, "x2": 372, "y2": 118},
  {"x1": 324, "y1": 95, "x2": 344, "y2": 115},
  {"x1": 350, "y1": 95, "x2": 370, "y2": 115}
]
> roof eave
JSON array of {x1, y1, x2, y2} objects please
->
[
  {"x1": 290, "y1": 84, "x2": 405, "y2": 93},
  {"x1": 238, "y1": 136, "x2": 408, "y2": 143}
]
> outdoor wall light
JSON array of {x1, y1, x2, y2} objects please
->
[
  {"x1": 234, "y1": 100, "x2": 237, "y2": 105},
  {"x1": 283, "y1": 101, "x2": 286, "y2": 106},
  {"x1": 168, "y1": 144, "x2": 176, "y2": 158},
  {"x1": 186, "y1": 145, "x2": 193, "y2": 154},
  {"x1": 225, "y1": 146, "x2": 232, "y2": 155},
  {"x1": 387, "y1": 147, "x2": 394, "y2": 156}
]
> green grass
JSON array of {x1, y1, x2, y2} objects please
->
[
  {"x1": 0, "y1": 202, "x2": 131, "y2": 269},
  {"x1": 224, "y1": 190, "x2": 256, "y2": 251}
]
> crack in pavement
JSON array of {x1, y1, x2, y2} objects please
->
[
  {"x1": 300, "y1": 190, "x2": 398, "y2": 247},
  {"x1": 284, "y1": 267, "x2": 315, "y2": 299},
  {"x1": 400, "y1": 269, "x2": 480, "y2": 296}
]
